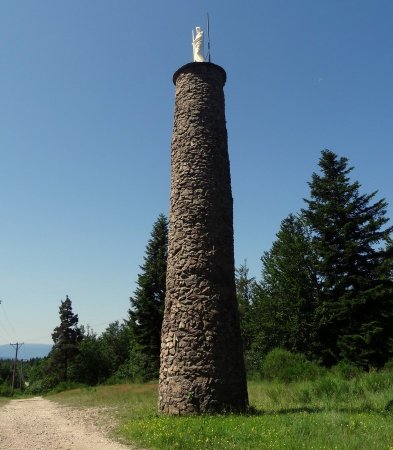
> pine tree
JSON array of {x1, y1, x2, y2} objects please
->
[
  {"x1": 128, "y1": 214, "x2": 168, "y2": 380},
  {"x1": 51, "y1": 295, "x2": 82, "y2": 381},
  {"x1": 303, "y1": 149, "x2": 393, "y2": 367},
  {"x1": 252, "y1": 214, "x2": 319, "y2": 363}
]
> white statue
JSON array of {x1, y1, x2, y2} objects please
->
[{"x1": 192, "y1": 26, "x2": 205, "y2": 62}]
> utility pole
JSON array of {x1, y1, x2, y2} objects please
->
[{"x1": 10, "y1": 342, "x2": 23, "y2": 393}]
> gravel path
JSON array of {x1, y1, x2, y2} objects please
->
[{"x1": 0, "y1": 396, "x2": 134, "y2": 450}]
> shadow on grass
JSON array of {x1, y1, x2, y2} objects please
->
[
  {"x1": 245, "y1": 405, "x2": 323, "y2": 416},
  {"x1": 245, "y1": 404, "x2": 393, "y2": 417}
]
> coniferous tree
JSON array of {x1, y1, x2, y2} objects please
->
[
  {"x1": 51, "y1": 296, "x2": 83, "y2": 381},
  {"x1": 128, "y1": 214, "x2": 168, "y2": 380},
  {"x1": 235, "y1": 261, "x2": 256, "y2": 355},
  {"x1": 251, "y1": 214, "x2": 319, "y2": 365},
  {"x1": 303, "y1": 150, "x2": 393, "y2": 367}
]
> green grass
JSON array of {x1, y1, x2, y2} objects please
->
[
  {"x1": 48, "y1": 382, "x2": 158, "y2": 422},
  {"x1": 48, "y1": 372, "x2": 393, "y2": 450},
  {"x1": 122, "y1": 411, "x2": 393, "y2": 450}
]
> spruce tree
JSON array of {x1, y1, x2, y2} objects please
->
[
  {"x1": 252, "y1": 214, "x2": 319, "y2": 362},
  {"x1": 128, "y1": 214, "x2": 168, "y2": 380},
  {"x1": 235, "y1": 261, "x2": 256, "y2": 355},
  {"x1": 303, "y1": 150, "x2": 393, "y2": 367},
  {"x1": 51, "y1": 295, "x2": 82, "y2": 381}
]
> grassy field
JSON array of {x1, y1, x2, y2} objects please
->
[{"x1": 49, "y1": 372, "x2": 393, "y2": 450}]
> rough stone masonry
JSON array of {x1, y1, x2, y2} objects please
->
[{"x1": 159, "y1": 62, "x2": 248, "y2": 414}]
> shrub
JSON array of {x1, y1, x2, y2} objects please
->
[
  {"x1": 26, "y1": 376, "x2": 58, "y2": 395},
  {"x1": 103, "y1": 361, "x2": 134, "y2": 385},
  {"x1": 49, "y1": 381, "x2": 88, "y2": 394},
  {"x1": 0, "y1": 384, "x2": 13, "y2": 397},
  {"x1": 360, "y1": 370, "x2": 393, "y2": 393},
  {"x1": 261, "y1": 348, "x2": 324, "y2": 383},
  {"x1": 383, "y1": 359, "x2": 393, "y2": 371},
  {"x1": 311, "y1": 375, "x2": 349, "y2": 399},
  {"x1": 331, "y1": 360, "x2": 362, "y2": 380}
]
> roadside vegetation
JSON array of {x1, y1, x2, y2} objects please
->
[{"x1": 48, "y1": 354, "x2": 393, "y2": 450}]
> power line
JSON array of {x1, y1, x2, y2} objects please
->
[
  {"x1": 0, "y1": 329, "x2": 9, "y2": 342},
  {"x1": 23, "y1": 335, "x2": 52, "y2": 344},
  {"x1": 2, "y1": 301, "x2": 18, "y2": 335},
  {"x1": 0, "y1": 300, "x2": 18, "y2": 340},
  {"x1": 0, "y1": 317, "x2": 14, "y2": 341}
]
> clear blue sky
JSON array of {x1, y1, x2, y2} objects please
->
[{"x1": 1, "y1": 1, "x2": 392, "y2": 345}]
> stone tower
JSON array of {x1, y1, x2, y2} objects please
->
[{"x1": 159, "y1": 62, "x2": 248, "y2": 414}]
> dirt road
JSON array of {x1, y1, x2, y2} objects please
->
[{"x1": 0, "y1": 396, "x2": 133, "y2": 450}]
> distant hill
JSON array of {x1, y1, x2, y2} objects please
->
[{"x1": 0, "y1": 344, "x2": 52, "y2": 360}]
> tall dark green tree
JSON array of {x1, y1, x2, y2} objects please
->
[
  {"x1": 235, "y1": 261, "x2": 256, "y2": 355},
  {"x1": 251, "y1": 214, "x2": 319, "y2": 365},
  {"x1": 302, "y1": 149, "x2": 393, "y2": 367},
  {"x1": 128, "y1": 214, "x2": 168, "y2": 380},
  {"x1": 51, "y1": 295, "x2": 83, "y2": 381}
]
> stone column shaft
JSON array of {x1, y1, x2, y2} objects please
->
[{"x1": 159, "y1": 62, "x2": 248, "y2": 415}]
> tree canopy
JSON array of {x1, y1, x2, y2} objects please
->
[
  {"x1": 128, "y1": 214, "x2": 168, "y2": 380},
  {"x1": 51, "y1": 295, "x2": 83, "y2": 381},
  {"x1": 302, "y1": 150, "x2": 393, "y2": 366},
  {"x1": 249, "y1": 150, "x2": 393, "y2": 369}
]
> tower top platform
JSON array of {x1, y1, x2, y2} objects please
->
[{"x1": 173, "y1": 62, "x2": 226, "y2": 86}]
